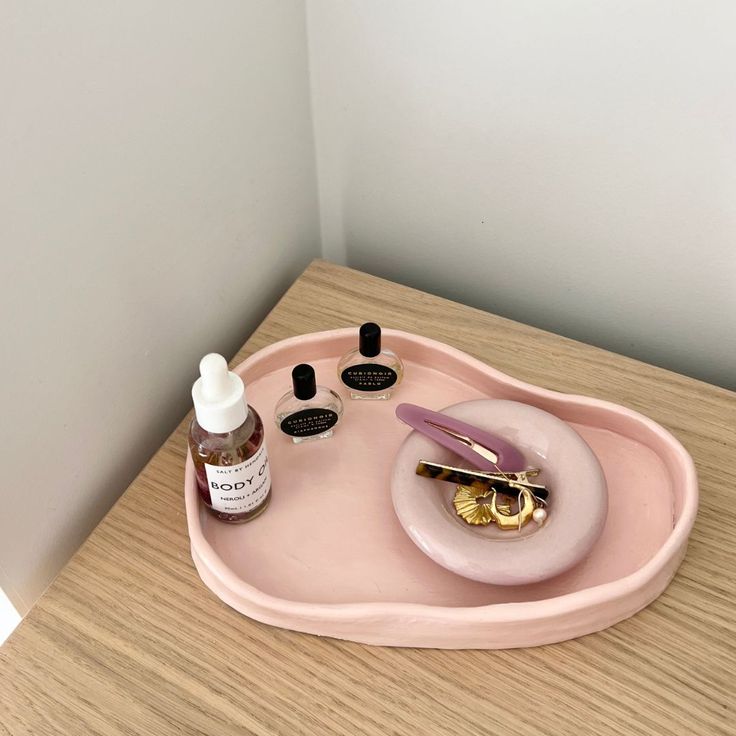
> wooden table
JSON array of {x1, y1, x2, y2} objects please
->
[{"x1": 2, "y1": 260, "x2": 734, "y2": 735}]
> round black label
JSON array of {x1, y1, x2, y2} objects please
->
[
  {"x1": 280, "y1": 408, "x2": 339, "y2": 437},
  {"x1": 340, "y1": 363, "x2": 398, "y2": 392}
]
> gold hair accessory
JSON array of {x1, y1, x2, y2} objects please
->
[{"x1": 453, "y1": 483, "x2": 545, "y2": 529}]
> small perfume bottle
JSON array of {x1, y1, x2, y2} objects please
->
[
  {"x1": 275, "y1": 363, "x2": 344, "y2": 443},
  {"x1": 337, "y1": 322, "x2": 404, "y2": 400},
  {"x1": 189, "y1": 353, "x2": 272, "y2": 523}
]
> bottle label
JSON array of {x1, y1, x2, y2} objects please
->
[
  {"x1": 340, "y1": 363, "x2": 398, "y2": 392},
  {"x1": 204, "y1": 443, "x2": 270, "y2": 514},
  {"x1": 280, "y1": 408, "x2": 339, "y2": 437}
]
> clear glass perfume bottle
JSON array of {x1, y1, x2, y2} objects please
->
[
  {"x1": 189, "y1": 353, "x2": 271, "y2": 523},
  {"x1": 337, "y1": 322, "x2": 404, "y2": 400},
  {"x1": 275, "y1": 363, "x2": 344, "y2": 443}
]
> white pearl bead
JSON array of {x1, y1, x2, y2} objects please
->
[{"x1": 533, "y1": 507, "x2": 548, "y2": 525}]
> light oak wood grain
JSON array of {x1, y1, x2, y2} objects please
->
[{"x1": 1, "y1": 260, "x2": 734, "y2": 735}]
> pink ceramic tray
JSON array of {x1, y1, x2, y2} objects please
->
[{"x1": 184, "y1": 329, "x2": 698, "y2": 649}]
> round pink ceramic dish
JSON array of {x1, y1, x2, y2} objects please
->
[
  {"x1": 391, "y1": 399, "x2": 609, "y2": 585},
  {"x1": 184, "y1": 328, "x2": 698, "y2": 649}
]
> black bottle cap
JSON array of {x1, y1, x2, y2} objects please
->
[
  {"x1": 292, "y1": 363, "x2": 317, "y2": 400},
  {"x1": 359, "y1": 322, "x2": 381, "y2": 357}
]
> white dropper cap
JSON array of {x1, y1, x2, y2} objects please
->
[{"x1": 191, "y1": 353, "x2": 247, "y2": 433}]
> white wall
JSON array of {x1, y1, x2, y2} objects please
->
[
  {"x1": 0, "y1": 1, "x2": 320, "y2": 613},
  {"x1": 307, "y1": 0, "x2": 736, "y2": 389}
]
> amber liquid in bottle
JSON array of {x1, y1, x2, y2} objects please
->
[{"x1": 189, "y1": 406, "x2": 271, "y2": 523}]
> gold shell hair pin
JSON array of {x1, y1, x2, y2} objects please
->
[{"x1": 453, "y1": 483, "x2": 546, "y2": 530}]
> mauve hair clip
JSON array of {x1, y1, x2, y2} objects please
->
[{"x1": 395, "y1": 403, "x2": 526, "y2": 472}]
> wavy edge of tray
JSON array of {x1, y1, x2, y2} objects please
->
[{"x1": 185, "y1": 328, "x2": 698, "y2": 648}]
